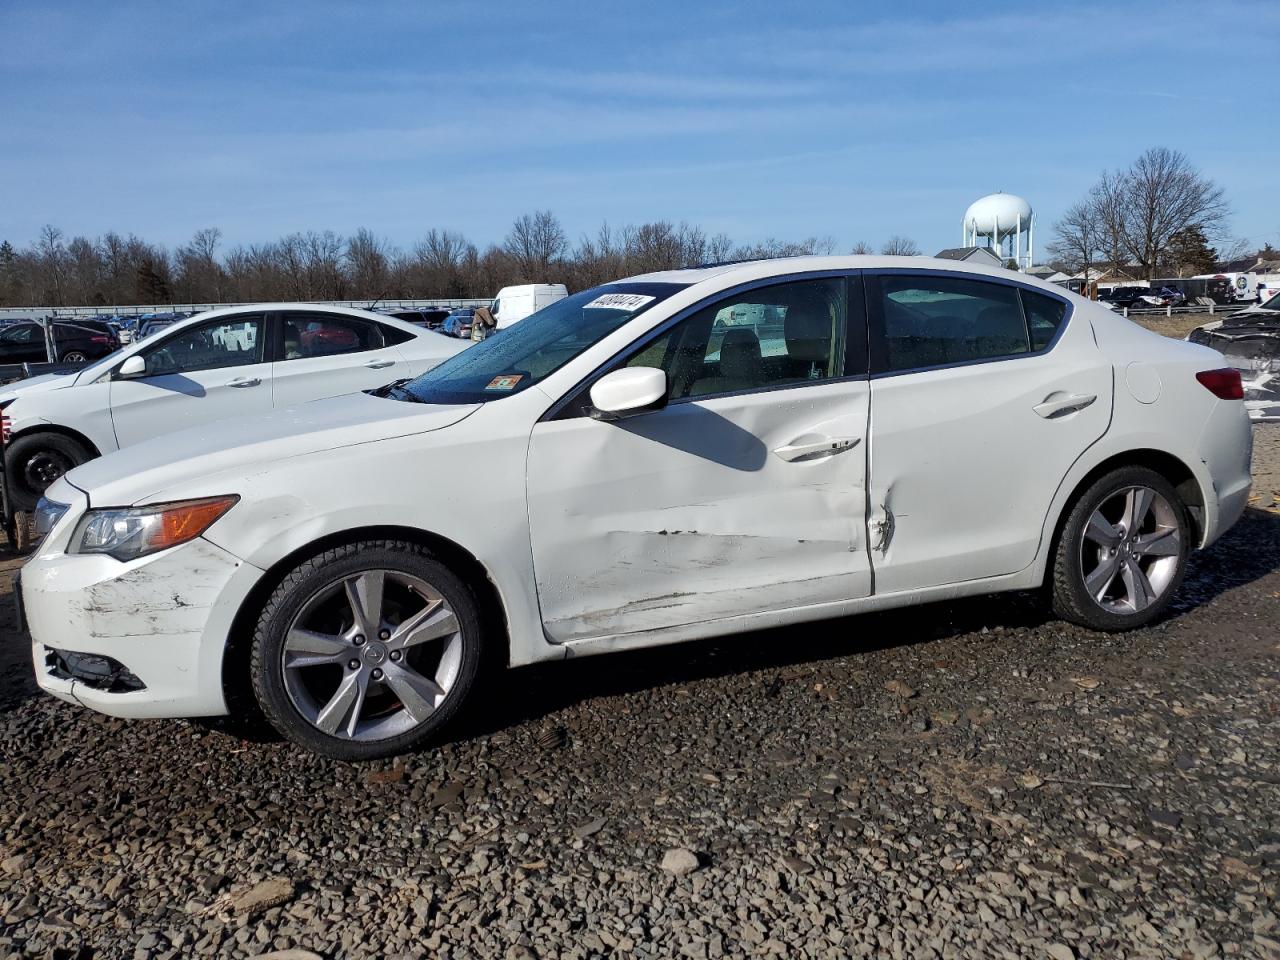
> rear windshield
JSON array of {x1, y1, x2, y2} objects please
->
[{"x1": 402, "y1": 282, "x2": 686, "y2": 404}]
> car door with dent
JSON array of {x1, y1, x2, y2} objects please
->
[
  {"x1": 864, "y1": 272, "x2": 1112, "y2": 594},
  {"x1": 525, "y1": 275, "x2": 873, "y2": 643}
]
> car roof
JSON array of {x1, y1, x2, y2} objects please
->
[{"x1": 623, "y1": 254, "x2": 1080, "y2": 300}]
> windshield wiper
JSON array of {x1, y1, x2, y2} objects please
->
[{"x1": 367, "y1": 378, "x2": 424, "y2": 402}]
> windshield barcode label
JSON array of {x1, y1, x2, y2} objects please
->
[{"x1": 584, "y1": 293, "x2": 656, "y2": 311}]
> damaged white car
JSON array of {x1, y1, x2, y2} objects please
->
[
  {"x1": 1188, "y1": 295, "x2": 1280, "y2": 421},
  {"x1": 21, "y1": 257, "x2": 1253, "y2": 759}
]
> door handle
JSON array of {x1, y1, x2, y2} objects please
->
[
  {"x1": 1033, "y1": 392, "x2": 1096, "y2": 419},
  {"x1": 772, "y1": 436, "x2": 859, "y2": 462},
  {"x1": 365, "y1": 359, "x2": 396, "y2": 369},
  {"x1": 225, "y1": 376, "x2": 261, "y2": 388}
]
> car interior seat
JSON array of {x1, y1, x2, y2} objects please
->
[{"x1": 690, "y1": 328, "x2": 765, "y2": 396}]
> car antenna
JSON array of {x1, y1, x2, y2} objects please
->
[{"x1": 367, "y1": 289, "x2": 389, "y2": 312}]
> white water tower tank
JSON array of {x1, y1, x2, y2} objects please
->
[
  {"x1": 962, "y1": 192, "x2": 1035, "y2": 271},
  {"x1": 964, "y1": 193, "x2": 1033, "y2": 239}
]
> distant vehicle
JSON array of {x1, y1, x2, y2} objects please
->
[
  {"x1": 1187, "y1": 301, "x2": 1280, "y2": 421},
  {"x1": 0, "y1": 304, "x2": 468, "y2": 510},
  {"x1": 0, "y1": 321, "x2": 118, "y2": 365},
  {"x1": 1253, "y1": 277, "x2": 1280, "y2": 305},
  {"x1": 138, "y1": 318, "x2": 180, "y2": 339},
  {"x1": 1149, "y1": 277, "x2": 1234, "y2": 305},
  {"x1": 490, "y1": 284, "x2": 568, "y2": 328},
  {"x1": 1194, "y1": 272, "x2": 1258, "y2": 303},
  {"x1": 379, "y1": 308, "x2": 452, "y2": 329},
  {"x1": 60, "y1": 319, "x2": 122, "y2": 348},
  {"x1": 439, "y1": 308, "x2": 476, "y2": 338},
  {"x1": 1099, "y1": 286, "x2": 1153, "y2": 308}
]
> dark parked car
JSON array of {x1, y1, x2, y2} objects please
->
[
  {"x1": 60, "y1": 319, "x2": 122, "y2": 347},
  {"x1": 0, "y1": 321, "x2": 118, "y2": 364},
  {"x1": 1099, "y1": 286, "x2": 1154, "y2": 308},
  {"x1": 378, "y1": 308, "x2": 452, "y2": 329}
]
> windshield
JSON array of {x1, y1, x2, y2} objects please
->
[
  {"x1": 1261, "y1": 292, "x2": 1280, "y2": 311},
  {"x1": 401, "y1": 282, "x2": 687, "y2": 404}
]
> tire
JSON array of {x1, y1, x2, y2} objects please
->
[
  {"x1": 60, "y1": 350, "x2": 89, "y2": 363},
  {"x1": 250, "y1": 540, "x2": 484, "y2": 760},
  {"x1": 5, "y1": 432, "x2": 92, "y2": 506},
  {"x1": 1051, "y1": 465, "x2": 1190, "y2": 631}
]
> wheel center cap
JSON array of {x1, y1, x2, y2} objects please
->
[{"x1": 361, "y1": 642, "x2": 388, "y2": 665}]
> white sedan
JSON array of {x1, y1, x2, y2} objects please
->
[
  {"x1": 21, "y1": 257, "x2": 1252, "y2": 759},
  {"x1": 0, "y1": 304, "x2": 468, "y2": 511}
]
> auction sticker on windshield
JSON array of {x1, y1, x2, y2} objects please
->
[
  {"x1": 584, "y1": 293, "x2": 656, "y2": 311},
  {"x1": 485, "y1": 375, "x2": 523, "y2": 391}
]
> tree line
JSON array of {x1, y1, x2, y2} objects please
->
[
  {"x1": 0, "y1": 213, "x2": 922, "y2": 309},
  {"x1": 1047, "y1": 147, "x2": 1241, "y2": 281}
]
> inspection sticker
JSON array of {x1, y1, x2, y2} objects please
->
[
  {"x1": 484, "y1": 374, "x2": 523, "y2": 391},
  {"x1": 584, "y1": 293, "x2": 656, "y2": 311}
]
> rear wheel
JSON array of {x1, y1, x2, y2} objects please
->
[
  {"x1": 250, "y1": 540, "x2": 483, "y2": 760},
  {"x1": 60, "y1": 350, "x2": 89, "y2": 363},
  {"x1": 5, "y1": 432, "x2": 92, "y2": 506},
  {"x1": 1051, "y1": 466, "x2": 1190, "y2": 631}
]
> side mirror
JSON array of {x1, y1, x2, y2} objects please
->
[
  {"x1": 589, "y1": 367, "x2": 667, "y2": 420},
  {"x1": 116, "y1": 355, "x2": 147, "y2": 379}
]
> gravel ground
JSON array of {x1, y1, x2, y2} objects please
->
[{"x1": 1, "y1": 425, "x2": 1278, "y2": 960}]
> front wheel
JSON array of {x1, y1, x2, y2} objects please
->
[
  {"x1": 1051, "y1": 466, "x2": 1190, "y2": 631},
  {"x1": 5, "y1": 432, "x2": 92, "y2": 506},
  {"x1": 250, "y1": 541, "x2": 484, "y2": 760}
]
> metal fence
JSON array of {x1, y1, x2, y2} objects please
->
[{"x1": 0, "y1": 298, "x2": 491, "y2": 322}]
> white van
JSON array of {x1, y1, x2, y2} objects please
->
[{"x1": 491, "y1": 284, "x2": 568, "y2": 328}]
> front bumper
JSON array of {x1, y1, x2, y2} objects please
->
[{"x1": 23, "y1": 532, "x2": 263, "y2": 719}]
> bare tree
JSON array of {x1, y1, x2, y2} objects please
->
[
  {"x1": 1077, "y1": 148, "x2": 1229, "y2": 280},
  {"x1": 880, "y1": 235, "x2": 921, "y2": 256},
  {"x1": 37, "y1": 225, "x2": 66, "y2": 305},
  {"x1": 850, "y1": 241, "x2": 874, "y2": 254},
  {"x1": 503, "y1": 211, "x2": 567, "y2": 280},
  {"x1": 1047, "y1": 199, "x2": 1105, "y2": 285},
  {"x1": 346, "y1": 228, "x2": 390, "y2": 298}
]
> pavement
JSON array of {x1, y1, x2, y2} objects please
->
[{"x1": 0, "y1": 426, "x2": 1277, "y2": 960}]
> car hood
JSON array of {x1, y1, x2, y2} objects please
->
[
  {"x1": 0, "y1": 371, "x2": 81, "y2": 403},
  {"x1": 65, "y1": 391, "x2": 481, "y2": 506}
]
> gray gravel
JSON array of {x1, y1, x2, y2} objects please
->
[{"x1": 1, "y1": 424, "x2": 1278, "y2": 960}]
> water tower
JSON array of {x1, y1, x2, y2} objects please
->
[{"x1": 962, "y1": 192, "x2": 1035, "y2": 271}]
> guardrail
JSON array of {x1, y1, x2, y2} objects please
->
[
  {"x1": 0, "y1": 298, "x2": 492, "y2": 322},
  {"x1": 1119, "y1": 303, "x2": 1245, "y2": 318}
]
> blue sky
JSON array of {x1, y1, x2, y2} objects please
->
[{"x1": 1, "y1": 0, "x2": 1275, "y2": 258}]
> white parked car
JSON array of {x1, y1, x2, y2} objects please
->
[
  {"x1": 0, "y1": 304, "x2": 467, "y2": 510},
  {"x1": 21, "y1": 257, "x2": 1252, "y2": 759}
]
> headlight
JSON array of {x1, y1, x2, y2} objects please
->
[
  {"x1": 32, "y1": 497, "x2": 70, "y2": 547},
  {"x1": 71, "y1": 495, "x2": 239, "y2": 562}
]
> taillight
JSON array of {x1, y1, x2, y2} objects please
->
[
  {"x1": 1196, "y1": 368, "x2": 1244, "y2": 400},
  {"x1": 1, "y1": 413, "x2": 10, "y2": 445},
  {"x1": 90, "y1": 335, "x2": 110, "y2": 344}
]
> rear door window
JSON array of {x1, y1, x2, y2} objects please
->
[
  {"x1": 280, "y1": 313, "x2": 383, "y2": 360},
  {"x1": 869, "y1": 275, "x2": 1030, "y2": 373}
]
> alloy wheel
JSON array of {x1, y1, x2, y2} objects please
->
[
  {"x1": 281, "y1": 569, "x2": 463, "y2": 742},
  {"x1": 1079, "y1": 485, "x2": 1181, "y2": 615}
]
